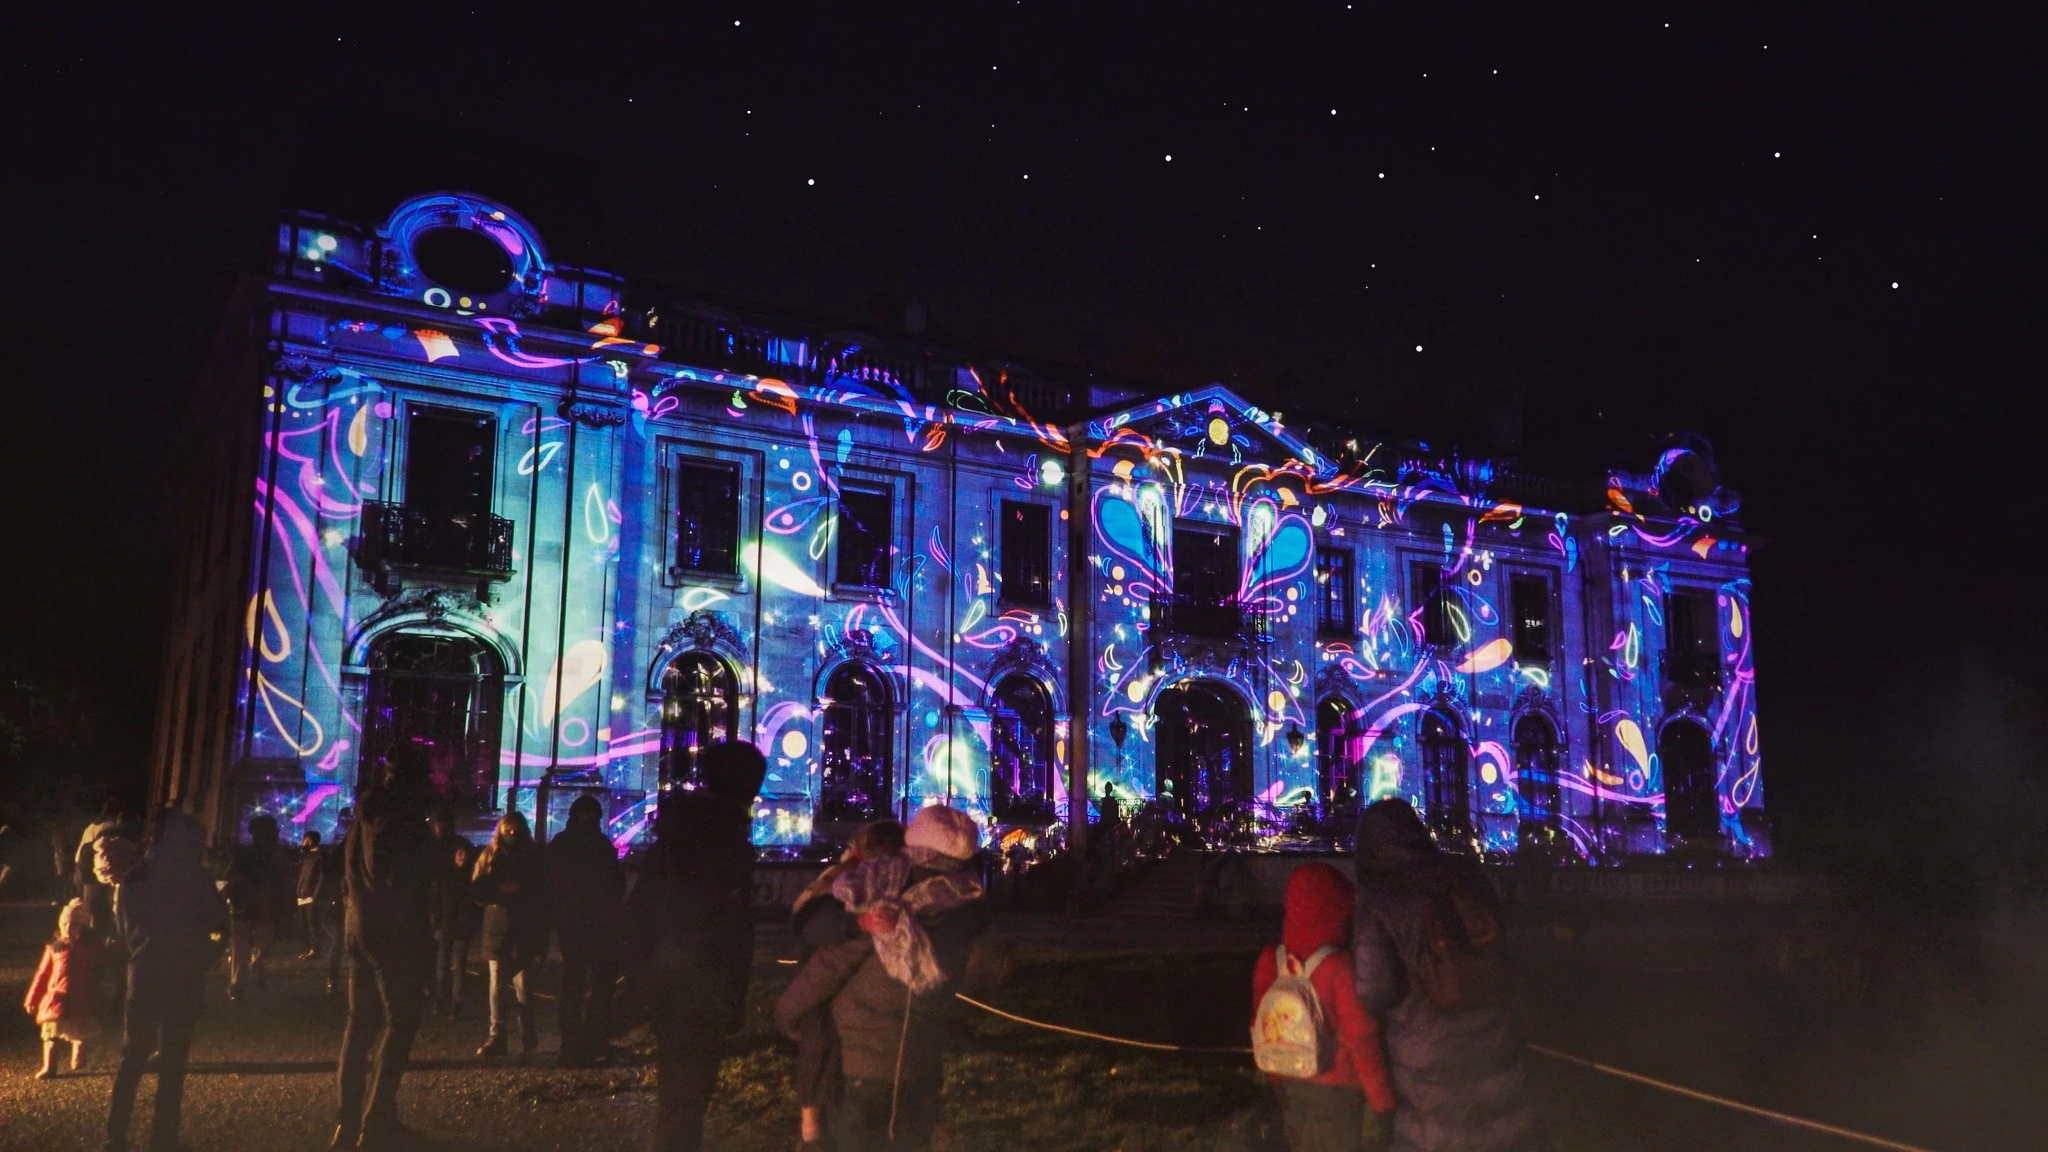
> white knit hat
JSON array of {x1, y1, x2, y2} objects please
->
[{"x1": 904, "y1": 804, "x2": 979, "y2": 861}]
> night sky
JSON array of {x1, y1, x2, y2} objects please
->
[{"x1": 6, "y1": 4, "x2": 2042, "y2": 876}]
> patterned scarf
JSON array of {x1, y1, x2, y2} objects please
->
[{"x1": 832, "y1": 850, "x2": 984, "y2": 994}]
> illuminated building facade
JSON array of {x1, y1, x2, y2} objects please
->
[{"x1": 154, "y1": 192, "x2": 1768, "y2": 860}]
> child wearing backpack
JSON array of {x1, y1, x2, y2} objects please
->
[
  {"x1": 1252, "y1": 861, "x2": 1397, "y2": 1152},
  {"x1": 23, "y1": 898, "x2": 108, "y2": 1079}
]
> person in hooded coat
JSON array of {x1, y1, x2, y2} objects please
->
[
  {"x1": 774, "y1": 804, "x2": 987, "y2": 1152},
  {"x1": 104, "y1": 808, "x2": 226, "y2": 1152},
  {"x1": 335, "y1": 767, "x2": 437, "y2": 1150},
  {"x1": 548, "y1": 794, "x2": 625, "y2": 1067},
  {"x1": 1253, "y1": 861, "x2": 1399, "y2": 1152},
  {"x1": 621, "y1": 740, "x2": 765, "y2": 1152},
  {"x1": 1352, "y1": 799, "x2": 1537, "y2": 1152}
]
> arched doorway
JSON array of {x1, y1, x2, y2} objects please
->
[
  {"x1": 1315, "y1": 696, "x2": 1356, "y2": 812},
  {"x1": 990, "y1": 675, "x2": 1055, "y2": 825},
  {"x1": 659, "y1": 652, "x2": 738, "y2": 789},
  {"x1": 361, "y1": 631, "x2": 503, "y2": 812},
  {"x1": 1513, "y1": 713, "x2": 1562, "y2": 850},
  {"x1": 1151, "y1": 679, "x2": 1253, "y2": 818},
  {"x1": 1419, "y1": 709, "x2": 1472, "y2": 843},
  {"x1": 1660, "y1": 719, "x2": 1720, "y2": 844},
  {"x1": 819, "y1": 663, "x2": 893, "y2": 822}
]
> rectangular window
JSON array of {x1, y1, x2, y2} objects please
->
[
  {"x1": 1665, "y1": 588, "x2": 1720, "y2": 687},
  {"x1": 999, "y1": 500, "x2": 1052, "y2": 607},
  {"x1": 1167, "y1": 522, "x2": 1240, "y2": 637},
  {"x1": 673, "y1": 459, "x2": 741, "y2": 576},
  {"x1": 836, "y1": 486, "x2": 894, "y2": 589},
  {"x1": 1410, "y1": 561, "x2": 1454, "y2": 646},
  {"x1": 1315, "y1": 549, "x2": 1354, "y2": 636},
  {"x1": 406, "y1": 408, "x2": 496, "y2": 513},
  {"x1": 1510, "y1": 574, "x2": 1553, "y2": 662}
]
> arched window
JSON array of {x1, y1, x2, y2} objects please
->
[
  {"x1": 819, "y1": 663, "x2": 893, "y2": 823},
  {"x1": 1513, "y1": 714, "x2": 1562, "y2": 845},
  {"x1": 1659, "y1": 719, "x2": 1720, "y2": 846},
  {"x1": 362, "y1": 631, "x2": 503, "y2": 812},
  {"x1": 1315, "y1": 696, "x2": 1355, "y2": 811},
  {"x1": 1419, "y1": 710, "x2": 1472, "y2": 843},
  {"x1": 990, "y1": 675, "x2": 1055, "y2": 825},
  {"x1": 659, "y1": 652, "x2": 738, "y2": 789}
]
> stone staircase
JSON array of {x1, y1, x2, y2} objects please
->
[{"x1": 1096, "y1": 851, "x2": 1207, "y2": 919}]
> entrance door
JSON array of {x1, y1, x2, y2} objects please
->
[
  {"x1": 361, "y1": 631, "x2": 504, "y2": 812},
  {"x1": 1151, "y1": 680, "x2": 1253, "y2": 818}
]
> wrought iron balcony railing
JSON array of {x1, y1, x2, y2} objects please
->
[
  {"x1": 1152, "y1": 595, "x2": 1265, "y2": 642},
  {"x1": 357, "y1": 502, "x2": 515, "y2": 575}
]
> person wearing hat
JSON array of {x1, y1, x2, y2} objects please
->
[{"x1": 776, "y1": 803, "x2": 988, "y2": 1152}]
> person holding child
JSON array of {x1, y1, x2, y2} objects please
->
[{"x1": 23, "y1": 898, "x2": 108, "y2": 1079}]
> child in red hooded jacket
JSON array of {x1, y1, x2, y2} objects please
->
[
  {"x1": 23, "y1": 898, "x2": 108, "y2": 1079},
  {"x1": 1252, "y1": 861, "x2": 1398, "y2": 1151}
]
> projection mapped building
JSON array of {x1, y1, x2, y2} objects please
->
[{"x1": 154, "y1": 192, "x2": 1767, "y2": 860}]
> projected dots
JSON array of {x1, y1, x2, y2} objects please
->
[
  {"x1": 792, "y1": 471, "x2": 812, "y2": 491},
  {"x1": 780, "y1": 730, "x2": 808, "y2": 759}
]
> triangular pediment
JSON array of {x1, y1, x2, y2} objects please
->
[{"x1": 1087, "y1": 385, "x2": 1330, "y2": 476}]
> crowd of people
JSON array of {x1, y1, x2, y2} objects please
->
[{"x1": 17, "y1": 761, "x2": 1537, "y2": 1152}]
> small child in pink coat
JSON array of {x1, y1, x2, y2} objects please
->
[{"x1": 23, "y1": 898, "x2": 108, "y2": 1079}]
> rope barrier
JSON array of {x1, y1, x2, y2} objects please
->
[
  {"x1": 1523, "y1": 1044, "x2": 1940, "y2": 1152},
  {"x1": 953, "y1": 992, "x2": 1253, "y2": 1054},
  {"x1": 943, "y1": 993, "x2": 1940, "y2": 1152}
]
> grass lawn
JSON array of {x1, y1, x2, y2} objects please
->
[{"x1": 707, "y1": 950, "x2": 1281, "y2": 1152}]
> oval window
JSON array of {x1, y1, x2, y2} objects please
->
[{"x1": 412, "y1": 226, "x2": 515, "y2": 297}]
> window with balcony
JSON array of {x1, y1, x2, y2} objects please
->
[
  {"x1": 407, "y1": 408, "x2": 496, "y2": 515},
  {"x1": 360, "y1": 407, "x2": 512, "y2": 574},
  {"x1": 1510, "y1": 574, "x2": 1553, "y2": 663},
  {"x1": 1164, "y1": 522, "x2": 1241, "y2": 638},
  {"x1": 1315, "y1": 549, "x2": 1354, "y2": 636},
  {"x1": 999, "y1": 500, "x2": 1051, "y2": 607},
  {"x1": 673, "y1": 458, "x2": 741, "y2": 577},
  {"x1": 835, "y1": 486, "x2": 894, "y2": 590}
]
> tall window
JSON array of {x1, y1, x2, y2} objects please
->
[
  {"x1": 1315, "y1": 696, "x2": 1355, "y2": 810},
  {"x1": 1513, "y1": 714, "x2": 1561, "y2": 836},
  {"x1": 659, "y1": 653, "x2": 737, "y2": 788},
  {"x1": 1409, "y1": 562, "x2": 1458, "y2": 647},
  {"x1": 1664, "y1": 589, "x2": 1720, "y2": 689},
  {"x1": 673, "y1": 459, "x2": 740, "y2": 576},
  {"x1": 819, "y1": 663, "x2": 893, "y2": 822},
  {"x1": 1167, "y1": 522, "x2": 1241, "y2": 637},
  {"x1": 1510, "y1": 574, "x2": 1553, "y2": 663},
  {"x1": 1419, "y1": 710, "x2": 1472, "y2": 842},
  {"x1": 999, "y1": 501, "x2": 1051, "y2": 607},
  {"x1": 990, "y1": 675, "x2": 1055, "y2": 824},
  {"x1": 835, "y1": 486, "x2": 894, "y2": 589},
  {"x1": 406, "y1": 408, "x2": 495, "y2": 513},
  {"x1": 1315, "y1": 550, "x2": 1355, "y2": 636}
]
